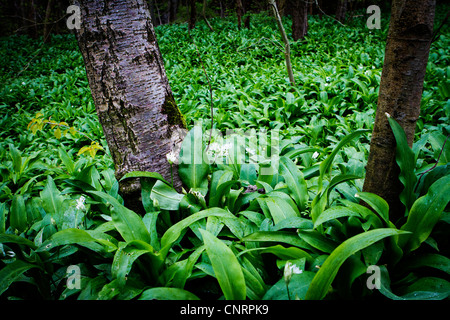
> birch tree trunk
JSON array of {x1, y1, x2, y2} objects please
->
[
  {"x1": 74, "y1": 0, "x2": 187, "y2": 211},
  {"x1": 362, "y1": 0, "x2": 435, "y2": 223}
]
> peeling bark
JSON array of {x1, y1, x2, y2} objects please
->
[
  {"x1": 74, "y1": 0, "x2": 187, "y2": 211},
  {"x1": 363, "y1": 0, "x2": 435, "y2": 223}
]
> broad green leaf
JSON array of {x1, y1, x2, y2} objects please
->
[
  {"x1": 150, "y1": 180, "x2": 184, "y2": 211},
  {"x1": 305, "y1": 228, "x2": 409, "y2": 300},
  {"x1": 400, "y1": 175, "x2": 450, "y2": 253},
  {"x1": 139, "y1": 287, "x2": 200, "y2": 300},
  {"x1": 279, "y1": 156, "x2": 308, "y2": 212},
  {"x1": 89, "y1": 191, "x2": 151, "y2": 244},
  {"x1": 243, "y1": 231, "x2": 314, "y2": 251},
  {"x1": 297, "y1": 229, "x2": 337, "y2": 253},
  {"x1": 263, "y1": 272, "x2": 315, "y2": 300},
  {"x1": 0, "y1": 234, "x2": 37, "y2": 249},
  {"x1": 178, "y1": 125, "x2": 209, "y2": 194},
  {"x1": 387, "y1": 115, "x2": 417, "y2": 212},
  {"x1": 200, "y1": 229, "x2": 246, "y2": 300},
  {"x1": 119, "y1": 171, "x2": 170, "y2": 186},
  {"x1": 208, "y1": 170, "x2": 236, "y2": 207},
  {"x1": 37, "y1": 228, "x2": 105, "y2": 253},
  {"x1": 0, "y1": 260, "x2": 40, "y2": 296},
  {"x1": 354, "y1": 192, "x2": 389, "y2": 225},
  {"x1": 160, "y1": 208, "x2": 234, "y2": 259},
  {"x1": 40, "y1": 175, "x2": 67, "y2": 226},
  {"x1": 317, "y1": 129, "x2": 369, "y2": 192},
  {"x1": 0, "y1": 202, "x2": 5, "y2": 233},
  {"x1": 314, "y1": 206, "x2": 361, "y2": 229},
  {"x1": 10, "y1": 194, "x2": 27, "y2": 233},
  {"x1": 58, "y1": 147, "x2": 74, "y2": 175},
  {"x1": 238, "y1": 245, "x2": 313, "y2": 263},
  {"x1": 112, "y1": 242, "x2": 155, "y2": 287},
  {"x1": 264, "y1": 197, "x2": 299, "y2": 224}
]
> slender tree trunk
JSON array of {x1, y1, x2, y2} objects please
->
[
  {"x1": 189, "y1": 0, "x2": 197, "y2": 30},
  {"x1": 335, "y1": 0, "x2": 347, "y2": 22},
  {"x1": 43, "y1": 0, "x2": 53, "y2": 43},
  {"x1": 362, "y1": 0, "x2": 436, "y2": 223},
  {"x1": 268, "y1": 0, "x2": 295, "y2": 86},
  {"x1": 236, "y1": 0, "x2": 243, "y2": 30},
  {"x1": 74, "y1": 0, "x2": 187, "y2": 211},
  {"x1": 290, "y1": 0, "x2": 308, "y2": 41}
]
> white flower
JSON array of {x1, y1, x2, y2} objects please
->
[
  {"x1": 312, "y1": 151, "x2": 320, "y2": 159},
  {"x1": 326, "y1": 76, "x2": 331, "y2": 82},
  {"x1": 166, "y1": 150, "x2": 177, "y2": 164},
  {"x1": 358, "y1": 66, "x2": 364, "y2": 71},
  {"x1": 284, "y1": 261, "x2": 303, "y2": 285},
  {"x1": 75, "y1": 195, "x2": 86, "y2": 211},
  {"x1": 246, "y1": 147, "x2": 257, "y2": 156},
  {"x1": 22, "y1": 82, "x2": 26, "y2": 85}
]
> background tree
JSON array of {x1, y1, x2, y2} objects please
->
[
  {"x1": 189, "y1": 0, "x2": 197, "y2": 29},
  {"x1": 363, "y1": 0, "x2": 436, "y2": 223},
  {"x1": 74, "y1": 0, "x2": 187, "y2": 211},
  {"x1": 289, "y1": 0, "x2": 308, "y2": 41}
]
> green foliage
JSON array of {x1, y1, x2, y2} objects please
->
[{"x1": 0, "y1": 10, "x2": 449, "y2": 301}]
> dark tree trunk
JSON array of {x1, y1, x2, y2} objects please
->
[
  {"x1": 189, "y1": 0, "x2": 197, "y2": 29},
  {"x1": 74, "y1": 0, "x2": 187, "y2": 212},
  {"x1": 335, "y1": 0, "x2": 347, "y2": 22},
  {"x1": 168, "y1": 0, "x2": 178, "y2": 23},
  {"x1": 236, "y1": 0, "x2": 243, "y2": 30},
  {"x1": 362, "y1": 0, "x2": 436, "y2": 223},
  {"x1": 290, "y1": 0, "x2": 308, "y2": 41}
]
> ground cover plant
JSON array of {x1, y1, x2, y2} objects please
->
[{"x1": 0, "y1": 9, "x2": 449, "y2": 300}]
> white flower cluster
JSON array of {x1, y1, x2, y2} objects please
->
[
  {"x1": 166, "y1": 150, "x2": 178, "y2": 164},
  {"x1": 75, "y1": 195, "x2": 86, "y2": 211},
  {"x1": 207, "y1": 142, "x2": 232, "y2": 163},
  {"x1": 284, "y1": 261, "x2": 303, "y2": 285}
]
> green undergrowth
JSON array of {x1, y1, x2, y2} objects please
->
[{"x1": 0, "y1": 10, "x2": 449, "y2": 300}]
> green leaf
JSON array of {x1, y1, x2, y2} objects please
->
[
  {"x1": 297, "y1": 229, "x2": 337, "y2": 253},
  {"x1": 89, "y1": 191, "x2": 151, "y2": 244},
  {"x1": 40, "y1": 175, "x2": 66, "y2": 225},
  {"x1": 10, "y1": 194, "x2": 27, "y2": 233},
  {"x1": 139, "y1": 287, "x2": 200, "y2": 300},
  {"x1": 150, "y1": 180, "x2": 184, "y2": 211},
  {"x1": 200, "y1": 229, "x2": 246, "y2": 300},
  {"x1": 37, "y1": 228, "x2": 105, "y2": 253},
  {"x1": 317, "y1": 129, "x2": 369, "y2": 192},
  {"x1": 305, "y1": 228, "x2": 409, "y2": 300},
  {"x1": 0, "y1": 260, "x2": 40, "y2": 296},
  {"x1": 159, "y1": 208, "x2": 234, "y2": 259},
  {"x1": 400, "y1": 175, "x2": 450, "y2": 253},
  {"x1": 354, "y1": 192, "x2": 389, "y2": 225},
  {"x1": 208, "y1": 170, "x2": 235, "y2": 207},
  {"x1": 263, "y1": 272, "x2": 315, "y2": 300},
  {"x1": 58, "y1": 147, "x2": 74, "y2": 175},
  {"x1": 243, "y1": 231, "x2": 313, "y2": 251},
  {"x1": 313, "y1": 206, "x2": 361, "y2": 229},
  {"x1": 264, "y1": 197, "x2": 300, "y2": 224},
  {"x1": 178, "y1": 125, "x2": 209, "y2": 194},
  {"x1": 279, "y1": 156, "x2": 308, "y2": 212},
  {"x1": 119, "y1": 171, "x2": 170, "y2": 186},
  {"x1": 387, "y1": 115, "x2": 417, "y2": 212}
]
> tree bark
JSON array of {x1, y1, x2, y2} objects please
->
[
  {"x1": 268, "y1": 0, "x2": 295, "y2": 86},
  {"x1": 362, "y1": 0, "x2": 435, "y2": 223},
  {"x1": 290, "y1": 0, "x2": 308, "y2": 41},
  {"x1": 236, "y1": 0, "x2": 243, "y2": 30},
  {"x1": 335, "y1": 0, "x2": 347, "y2": 23},
  {"x1": 74, "y1": 0, "x2": 187, "y2": 211},
  {"x1": 189, "y1": 0, "x2": 197, "y2": 30}
]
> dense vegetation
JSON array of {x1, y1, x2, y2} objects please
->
[{"x1": 0, "y1": 11, "x2": 449, "y2": 300}]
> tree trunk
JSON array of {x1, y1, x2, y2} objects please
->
[
  {"x1": 290, "y1": 0, "x2": 308, "y2": 41},
  {"x1": 74, "y1": 0, "x2": 187, "y2": 212},
  {"x1": 189, "y1": 0, "x2": 197, "y2": 30},
  {"x1": 335, "y1": 0, "x2": 347, "y2": 22},
  {"x1": 43, "y1": 0, "x2": 53, "y2": 43},
  {"x1": 362, "y1": 0, "x2": 435, "y2": 223},
  {"x1": 203, "y1": 0, "x2": 214, "y2": 31},
  {"x1": 236, "y1": 0, "x2": 243, "y2": 30},
  {"x1": 168, "y1": 0, "x2": 178, "y2": 23},
  {"x1": 268, "y1": 0, "x2": 295, "y2": 86}
]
